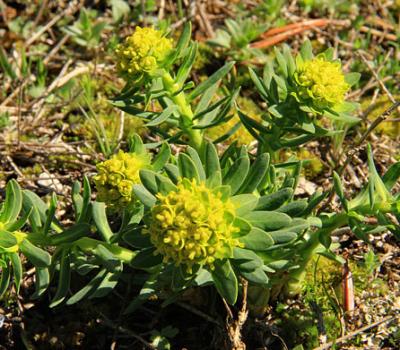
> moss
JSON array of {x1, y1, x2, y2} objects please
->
[
  {"x1": 276, "y1": 254, "x2": 393, "y2": 348},
  {"x1": 361, "y1": 95, "x2": 400, "y2": 139},
  {"x1": 21, "y1": 164, "x2": 43, "y2": 177},
  {"x1": 281, "y1": 148, "x2": 324, "y2": 178},
  {"x1": 193, "y1": 42, "x2": 215, "y2": 70}
]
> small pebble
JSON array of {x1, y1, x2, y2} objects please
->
[{"x1": 0, "y1": 314, "x2": 5, "y2": 328}]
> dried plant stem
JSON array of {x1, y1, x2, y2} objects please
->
[
  {"x1": 98, "y1": 313, "x2": 156, "y2": 350},
  {"x1": 224, "y1": 279, "x2": 249, "y2": 350},
  {"x1": 312, "y1": 314, "x2": 399, "y2": 350}
]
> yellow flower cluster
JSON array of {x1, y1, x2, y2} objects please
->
[
  {"x1": 294, "y1": 57, "x2": 349, "y2": 109},
  {"x1": 115, "y1": 27, "x2": 173, "y2": 78},
  {"x1": 145, "y1": 179, "x2": 242, "y2": 272},
  {"x1": 93, "y1": 150, "x2": 150, "y2": 209}
]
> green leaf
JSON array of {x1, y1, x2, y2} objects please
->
[
  {"x1": 164, "y1": 164, "x2": 180, "y2": 184},
  {"x1": 186, "y1": 147, "x2": 206, "y2": 181},
  {"x1": 300, "y1": 39, "x2": 313, "y2": 60},
  {"x1": 110, "y1": 0, "x2": 130, "y2": 22},
  {"x1": 240, "y1": 268, "x2": 269, "y2": 285},
  {"x1": 194, "y1": 88, "x2": 240, "y2": 129},
  {"x1": 50, "y1": 224, "x2": 90, "y2": 245},
  {"x1": 124, "y1": 271, "x2": 159, "y2": 314},
  {"x1": 231, "y1": 194, "x2": 258, "y2": 216},
  {"x1": 367, "y1": 144, "x2": 390, "y2": 204},
  {"x1": 239, "y1": 227, "x2": 274, "y2": 251},
  {"x1": 92, "y1": 202, "x2": 113, "y2": 243},
  {"x1": 345, "y1": 72, "x2": 361, "y2": 86},
  {"x1": 232, "y1": 247, "x2": 263, "y2": 272},
  {"x1": 277, "y1": 200, "x2": 308, "y2": 217},
  {"x1": 274, "y1": 47, "x2": 287, "y2": 77},
  {"x1": 140, "y1": 169, "x2": 159, "y2": 195},
  {"x1": 283, "y1": 44, "x2": 296, "y2": 77},
  {"x1": 383, "y1": 162, "x2": 400, "y2": 190},
  {"x1": 0, "y1": 180, "x2": 22, "y2": 225},
  {"x1": 222, "y1": 156, "x2": 250, "y2": 194},
  {"x1": 133, "y1": 185, "x2": 157, "y2": 207},
  {"x1": 4, "y1": 207, "x2": 31, "y2": 232},
  {"x1": 238, "y1": 110, "x2": 270, "y2": 134},
  {"x1": 165, "y1": 22, "x2": 192, "y2": 66},
  {"x1": 286, "y1": 218, "x2": 310, "y2": 233},
  {"x1": 123, "y1": 226, "x2": 152, "y2": 248},
  {"x1": 178, "y1": 153, "x2": 200, "y2": 181},
  {"x1": 0, "y1": 47, "x2": 17, "y2": 80},
  {"x1": 189, "y1": 61, "x2": 235, "y2": 101},
  {"x1": 268, "y1": 230, "x2": 297, "y2": 244},
  {"x1": 243, "y1": 211, "x2": 291, "y2": 231},
  {"x1": 333, "y1": 171, "x2": 348, "y2": 212},
  {"x1": 194, "y1": 83, "x2": 220, "y2": 115},
  {"x1": 72, "y1": 181, "x2": 83, "y2": 221},
  {"x1": 256, "y1": 188, "x2": 293, "y2": 210},
  {"x1": 318, "y1": 230, "x2": 332, "y2": 249},
  {"x1": 232, "y1": 217, "x2": 252, "y2": 237},
  {"x1": 31, "y1": 267, "x2": 50, "y2": 299},
  {"x1": 152, "y1": 143, "x2": 171, "y2": 171},
  {"x1": 90, "y1": 268, "x2": 121, "y2": 298},
  {"x1": 146, "y1": 105, "x2": 177, "y2": 126},
  {"x1": 67, "y1": 268, "x2": 107, "y2": 305},
  {"x1": 19, "y1": 239, "x2": 51, "y2": 267},
  {"x1": 204, "y1": 141, "x2": 221, "y2": 179},
  {"x1": 211, "y1": 259, "x2": 238, "y2": 305},
  {"x1": 266, "y1": 259, "x2": 291, "y2": 270},
  {"x1": 239, "y1": 153, "x2": 270, "y2": 193},
  {"x1": 249, "y1": 67, "x2": 269, "y2": 101},
  {"x1": 92, "y1": 244, "x2": 120, "y2": 270},
  {"x1": 50, "y1": 250, "x2": 71, "y2": 307},
  {"x1": 42, "y1": 192, "x2": 58, "y2": 236},
  {"x1": 130, "y1": 248, "x2": 162, "y2": 268},
  {"x1": 0, "y1": 230, "x2": 17, "y2": 250},
  {"x1": 206, "y1": 171, "x2": 222, "y2": 188},
  {"x1": 303, "y1": 191, "x2": 328, "y2": 215},
  {"x1": 78, "y1": 176, "x2": 92, "y2": 223},
  {"x1": 10, "y1": 252, "x2": 22, "y2": 293},
  {"x1": 128, "y1": 134, "x2": 146, "y2": 155},
  {"x1": 155, "y1": 173, "x2": 177, "y2": 195},
  {"x1": 0, "y1": 263, "x2": 10, "y2": 297},
  {"x1": 175, "y1": 42, "x2": 198, "y2": 86},
  {"x1": 317, "y1": 250, "x2": 345, "y2": 265}
]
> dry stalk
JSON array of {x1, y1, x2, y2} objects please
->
[{"x1": 224, "y1": 279, "x2": 249, "y2": 350}]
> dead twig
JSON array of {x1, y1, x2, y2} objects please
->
[
  {"x1": 312, "y1": 314, "x2": 399, "y2": 350},
  {"x1": 225, "y1": 279, "x2": 249, "y2": 350},
  {"x1": 98, "y1": 313, "x2": 156, "y2": 350},
  {"x1": 176, "y1": 301, "x2": 222, "y2": 327},
  {"x1": 251, "y1": 19, "x2": 349, "y2": 49},
  {"x1": 25, "y1": 1, "x2": 81, "y2": 47}
]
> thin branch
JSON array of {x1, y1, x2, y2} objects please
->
[
  {"x1": 176, "y1": 301, "x2": 223, "y2": 327},
  {"x1": 313, "y1": 314, "x2": 399, "y2": 350},
  {"x1": 98, "y1": 313, "x2": 156, "y2": 350}
]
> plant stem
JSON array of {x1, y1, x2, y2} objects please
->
[
  {"x1": 161, "y1": 72, "x2": 203, "y2": 151},
  {"x1": 74, "y1": 237, "x2": 136, "y2": 264}
]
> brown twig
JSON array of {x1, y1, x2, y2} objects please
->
[
  {"x1": 312, "y1": 314, "x2": 399, "y2": 350},
  {"x1": 98, "y1": 313, "x2": 156, "y2": 350},
  {"x1": 176, "y1": 301, "x2": 223, "y2": 327},
  {"x1": 225, "y1": 279, "x2": 249, "y2": 350},
  {"x1": 250, "y1": 19, "x2": 349, "y2": 49},
  {"x1": 25, "y1": 1, "x2": 80, "y2": 47}
]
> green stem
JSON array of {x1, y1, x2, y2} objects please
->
[
  {"x1": 161, "y1": 72, "x2": 203, "y2": 151},
  {"x1": 74, "y1": 237, "x2": 136, "y2": 264},
  {"x1": 287, "y1": 213, "x2": 349, "y2": 294}
]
